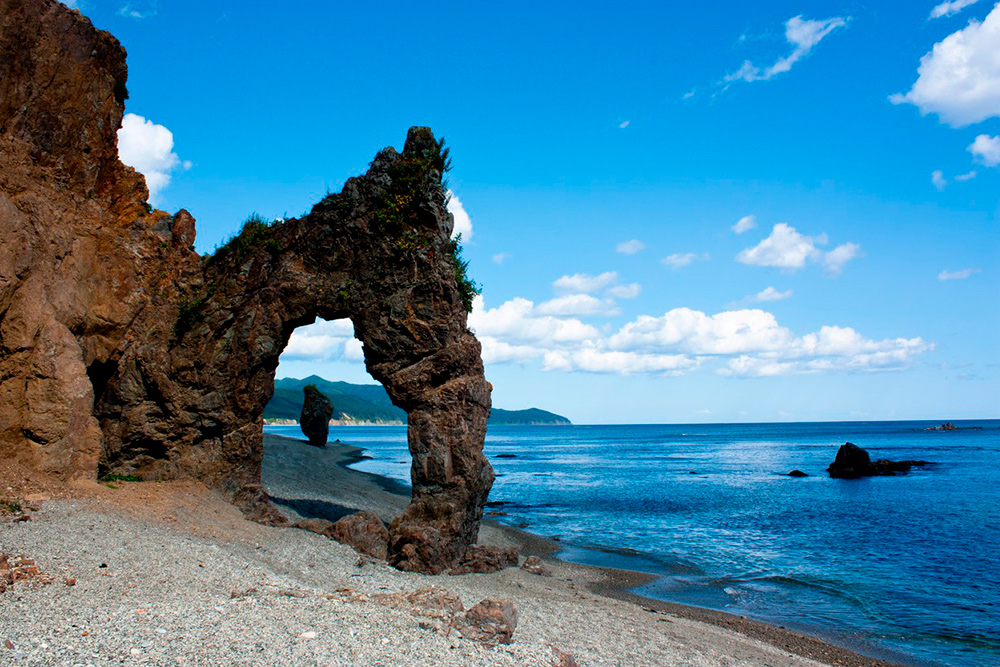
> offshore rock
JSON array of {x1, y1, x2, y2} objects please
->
[
  {"x1": 827, "y1": 443, "x2": 933, "y2": 478},
  {"x1": 0, "y1": 0, "x2": 494, "y2": 573},
  {"x1": 300, "y1": 385, "x2": 333, "y2": 447}
]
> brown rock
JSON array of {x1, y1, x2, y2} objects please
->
[
  {"x1": 293, "y1": 518, "x2": 335, "y2": 537},
  {"x1": 450, "y1": 544, "x2": 519, "y2": 575},
  {"x1": 551, "y1": 647, "x2": 580, "y2": 667},
  {"x1": 406, "y1": 587, "x2": 465, "y2": 618},
  {"x1": 458, "y1": 598, "x2": 518, "y2": 645},
  {"x1": 331, "y1": 511, "x2": 389, "y2": 560},
  {"x1": 520, "y1": 555, "x2": 552, "y2": 576},
  {"x1": 0, "y1": 0, "x2": 495, "y2": 574}
]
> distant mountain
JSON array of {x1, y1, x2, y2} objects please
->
[{"x1": 265, "y1": 376, "x2": 570, "y2": 425}]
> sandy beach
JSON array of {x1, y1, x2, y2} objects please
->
[{"x1": 0, "y1": 435, "x2": 909, "y2": 667}]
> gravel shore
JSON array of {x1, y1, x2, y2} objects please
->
[{"x1": 0, "y1": 436, "x2": 905, "y2": 666}]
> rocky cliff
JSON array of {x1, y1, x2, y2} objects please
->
[{"x1": 0, "y1": 0, "x2": 494, "y2": 574}]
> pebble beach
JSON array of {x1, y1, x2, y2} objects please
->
[{"x1": 0, "y1": 436, "x2": 906, "y2": 667}]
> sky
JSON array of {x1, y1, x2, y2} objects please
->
[{"x1": 71, "y1": 0, "x2": 998, "y2": 424}]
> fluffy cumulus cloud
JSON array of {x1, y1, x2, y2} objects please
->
[
  {"x1": 930, "y1": 0, "x2": 981, "y2": 19},
  {"x1": 725, "y1": 15, "x2": 849, "y2": 83},
  {"x1": 283, "y1": 319, "x2": 361, "y2": 362},
  {"x1": 117, "y1": 113, "x2": 187, "y2": 204},
  {"x1": 754, "y1": 286, "x2": 793, "y2": 302},
  {"x1": 968, "y1": 134, "x2": 1000, "y2": 166},
  {"x1": 938, "y1": 268, "x2": 981, "y2": 280},
  {"x1": 553, "y1": 271, "x2": 619, "y2": 294},
  {"x1": 616, "y1": 239, "x2": 646, "y2": 254},
  {"x1": 890, "y1": 5, "x2": 1000, "y2": 127},
  {"x1": 732, "y1": 215, "x2": 756, "y2": 234},
  {"x1": 932, "y1": 169, "x2": 948, "y2": 190},
  {"x1": 469, "y1": 295, "x2": 931, "y2": 377},
  {"x1": 446, "y1": 191, "x2": 473, "y2": 240},
  {"x1": 736, "y1": 223, "x2": 859, "y2": 274}
]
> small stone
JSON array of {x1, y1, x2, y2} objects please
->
[
  {"x1": 3, "y1": 639, "x2": 13, "y2": 649},
  {"x1": 520, "y1": 555, "x2": 551, "y2": 576},
  {"x1": 65, "y1": 577, "x2": 77, "y2": 586},
  {"x1": 551, "y1": 647, "x2": 580, "y2": 667},
  {"x1": 298, "y1": 631, "x2": 317, "y2": 639}
]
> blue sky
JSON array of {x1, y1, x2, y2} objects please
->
[{"x1": 77, "y1": 0, "x2": 998, "y2": 423}]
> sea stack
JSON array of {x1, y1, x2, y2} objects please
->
[{"x1": 300, "y1": 385, "x2": 334, "y2": 446}]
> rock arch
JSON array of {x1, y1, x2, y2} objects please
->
[{"x1": 0, "y1": 0, "x2": 493, "y2": 573}]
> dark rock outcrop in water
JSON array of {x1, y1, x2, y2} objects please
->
[
  {"x1": 0, "y1": 0, "x2": 495, "y2": 574},
  {"x1": 827, "y1": 443, "x2": 932, "y2": 478},
  {"x1": 300, "y1": 385, "x2": 333, "y2": 446}
]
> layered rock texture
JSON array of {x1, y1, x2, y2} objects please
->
[
  {"x1": 300, "y1": 385, "x2": 333, "y2": 446},
  {"x1": 0, "y1": 0, "x2": 494, "y2": 573}
]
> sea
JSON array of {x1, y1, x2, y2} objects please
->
[{"x1": 263, "y1": 420, "x2": 1000, "y2": 667}]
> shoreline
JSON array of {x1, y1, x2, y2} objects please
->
[{"x1": 273, "y1": 434, "x2": 914, "y2": 667}]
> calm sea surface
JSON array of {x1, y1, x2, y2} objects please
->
[{"x1": 264, "y1": 420, "x2": 1000, "y2": 667}]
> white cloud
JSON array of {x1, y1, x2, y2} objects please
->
[
  {"x1": 822, "y1": 242, "x2": 862, "y2": 275},
  {"x1": 725, "y1": 15, "x2": 849, "y2": 83},
  {"x1": 932, "y1": 169, "x2": 948, "y2": 190},
  {"x1": 890, "y1": 5, "x2": 1000, "y2": 127},
  {"x1": 118, "y1": 3, "x2": 154, "y2": 19},
  {"x1": 736, "y1": 223, "x2": 824, "y2": 270},
  {"x1": 553, "y1": 271, "x2": 619, "y2": 294},
  {"x1": 468, "y1": 296, "x2": 600, "y2": 344},
  {"x1": 61, "y1": 0, "x2": 78, "y2": 7},
  {"x1": 619, "y1": 120, "x2": 630, "y2": 129},
  {"x1": 732, "y1": 215, "x2": 757, "y2": 234},
  {"x1": 754, "y1": 286, "x2": 793, "y2": 302},
  {"x1": 736, "y1": 223, "x2": 858, "y2": 274},
  {"x1": 938, "y1": 268, "x2": 982, "y2": 280},
  {"x1": 930, "y1": 0, "x2": 981, "y2": 19},
  {"x1": 616, "y1": 239, "x2": 646, "y2": 254},
  {"x1": 661, "y1": 252, "x2": 709, "y2": 270},
  {"x1": 537, "y1": 294, "x2": 620, "y2": 317},
  {"x1": 446, "y1": 191, "x2": 473, "y2": 240},
  {"x1": 468, "y1": 293, "x2": 930, "y2": 378},
  {"x1": 492, "y1": 252, "x2": 510, "y2": 265},
  {"x1": 606, "y1": 282, "x2": 642, "y2": 299},
  {"x1": 969, "y1": 134, "x2": 1000, "y2": 166},
  {"x1": 542, "y1": 349, "x2": 698, "y2": 375},
  {"x1": 117, "y1": 113, "x2": 184, "y2": 205},
  {"x1": 955, "y1": 170, "x2": 978, "y2": 181},
  {"x1": 283, "y1": 319, "x2": 360, "y2": 362},
  {"x1": 682, "y1": 89, "x2": 697, "y2": 100}
]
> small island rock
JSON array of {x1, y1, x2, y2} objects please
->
[
  {"x1": 828, "y1": 443, "x2": 934, "y2": 478},
  {"x1": 787, "y1": 470, "x2": 809, "y2": 478},
  {"x1": 300, "y1": 385, "x2": 334, "y2": 447}
]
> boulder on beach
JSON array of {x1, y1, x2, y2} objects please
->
[
  {"x1": 300, "y1": 385, "x2": 334, "y2": 447},
  {"x1": 331, "y1": 511, "x2": 389, "y2": 560}
]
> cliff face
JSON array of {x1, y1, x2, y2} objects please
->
[{"x1": 0, "y1": 0, "x2": 494, "y2": 574}]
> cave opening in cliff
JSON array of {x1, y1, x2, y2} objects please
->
[{"x1": 261, "y1": 317, "x2": 410, "y2": 525}]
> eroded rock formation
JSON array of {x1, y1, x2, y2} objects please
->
[
  {"x1": 0, "y1": 0, "x2": 495, "y2": 573},
  {"x1": 300, "y1": 385, "x2": 333, "y2": 446}
]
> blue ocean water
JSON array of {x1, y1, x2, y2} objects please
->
[{"x1": 264, "y1": 420, "x2": 1000, "y2": 667}]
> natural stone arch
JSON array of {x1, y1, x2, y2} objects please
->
[
  {"x1": 95, "y1": 129, "x2": 495, "y2": 573},
  {"x1": 0, "y1": 0, "x2": 494, "y2": 574}
]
